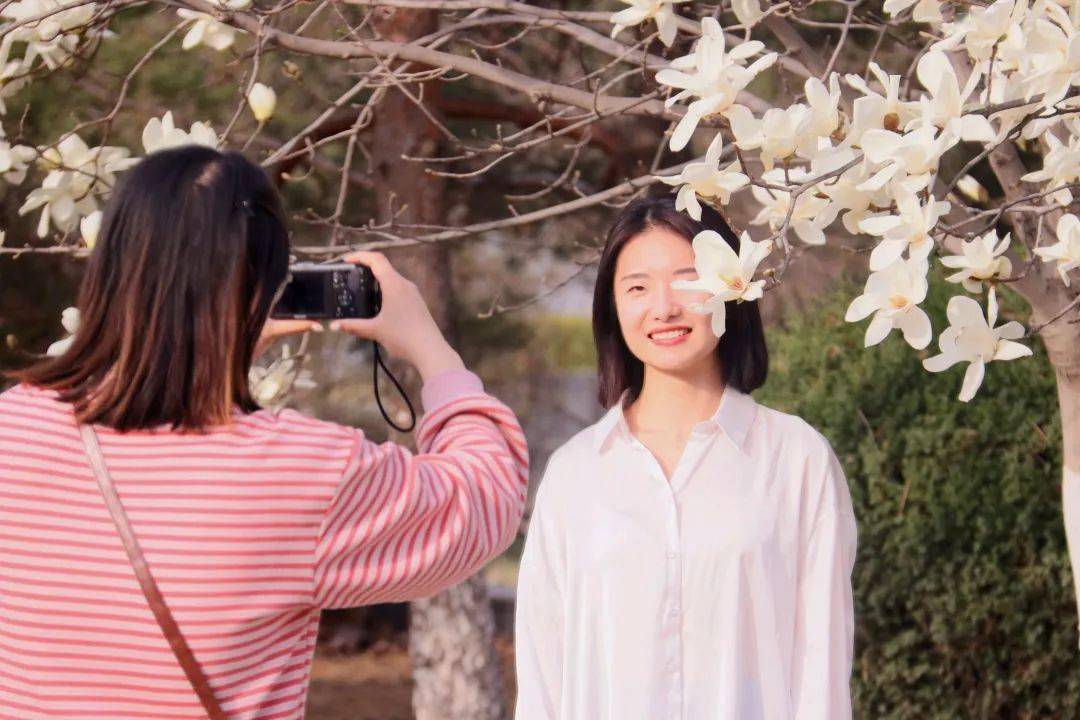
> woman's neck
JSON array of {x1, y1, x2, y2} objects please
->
[{"x1": 626, "y1": 362, "x2": 725, "y2": 435}]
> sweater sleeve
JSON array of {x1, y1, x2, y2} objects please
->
[{"x1": 312, "y1": 370, "x2": 529, "y2": 608}]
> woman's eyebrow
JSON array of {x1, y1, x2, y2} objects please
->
[
  {"x1": 618, "y1": 271, "x2": 649, "y2": 282},
  {"x1": 674, "y1": 266, "x2": 697, "y2": 275}
]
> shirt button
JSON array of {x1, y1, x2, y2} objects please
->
[
  {"x1": 666, "y1": 550, "x2": 678, "y2": 560},
  {"x1": 668, "y1": 607, "x2": 679, "y2": 618}
]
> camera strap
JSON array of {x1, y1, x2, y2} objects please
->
[{"x1": 372, "y1": 342, "x2": 416, "y2": 433}]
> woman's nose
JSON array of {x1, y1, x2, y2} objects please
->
[{"x1": 651, "y1": 285, "x2": 683, "y2": 321}]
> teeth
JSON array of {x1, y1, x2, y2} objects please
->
[{"x1": 651, "y1": 328, "x2": 690, "y2": 340}]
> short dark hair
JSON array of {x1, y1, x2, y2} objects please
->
[
  {"x1": 592, "y1": 192, "x2": 768, "y2": 408},
  {"x1": 10, "y1": 146, "x2": 290, "y2": 431}
]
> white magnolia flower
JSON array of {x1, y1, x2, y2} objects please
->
[
  {"x1": 811, "y1": 146, "x2": 886, "y2": 234},
  {"x1": 19, "y1": 133, "x2": 134, "y2": 237},
  {"x1": 923, "y1": 288, "x2": 1031, "y2": 402},
  {"x1": 247, "y1": 83, "x2": 277, "y2": 122},
  {"x1": 1018, "y1": 1, "x2": 1080, "y2": 108},
  {"x1": 177, "y1": 0, "x2": 251, "y2": 52},
  {"x1": 656, "y1": 17, "x2": 777, "y2": 151},
  {"x1": 1020, "y1": 125, "x2": 1080, "y2": 205},
  {"x1": 844, "y1": 257, "x2": 932, "y2": 349},
  {"x1": 0, "y1": 135, "x2": 36, "y2": 184},
  {"x1": 844, "y1": 62, "x2": 921, "y2": 146},
  {"x1": 249, "y1": 344, "x2": 317, "y2": 409},
  {"x1": 914, "y1": 51, "x2": 997, "y2": 142},
  {"x1": 1033, "y1": 213, "x2": 1080, "y2": 285},
  {"x1": 79, "y1": 210, "x2": 102, "y2": 249},
  {"x1": 882, "y1": 0, "x2": 943, "y2": 24},
  {"x1": 0, "y1": 0, "x2": 99, "y2": 72},
  {"x1": 940, "y1": 229, "x2": 1013, "y2": 292},
  {"x1": 142, "y1": 111, "x2": 219, "y2": 154},
  {"x1": 937, "y1": 0, "x2": 1026, "y2": 62},
  {"x1": 727, "y1": 75, "x2": 842, "y2": 169},
  {"x1": 858, "y1": 123, "x2": 956, "y2": 195},
  {"x1": 750, "y1": 167, "x2": 839, "y2": 246},
  {"x1": 731, "y1": 0, "x2": 766, "y2": 28},
  {"x1": 858, "y1": 191, "x2": 951, "y2": 271},
  {"x1": 46, "y1": 306, "x2": 80, "y2": 356},
  {"x1": 670, "y1": 229, "x2": 772, "y2": 338},
  {"x1": 609, "y1": 0, "x2": 691, "y2": 47},
  {"x1": 655, "y1": 133, "x2": 748, "y2": 220}
]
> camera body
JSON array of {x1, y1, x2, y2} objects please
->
[{"x1": 271, "y1": 262, "x2": 381, "y2": 320}]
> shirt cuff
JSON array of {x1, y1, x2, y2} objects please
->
[{"x1": 420, "y1": 369, "x2": 485, "y2": 413}]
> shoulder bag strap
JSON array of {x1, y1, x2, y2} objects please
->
[{"x1": 79, "y1": 424, "x2": 229, "y2": 720}]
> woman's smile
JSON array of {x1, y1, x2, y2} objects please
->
[{"x1": 648, "y1": 325, "x2": 693, "y2": 345}]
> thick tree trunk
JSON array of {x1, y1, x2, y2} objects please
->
[
  {"x1": 986, "y1": 142, "x2": 1080, "y2": 627},
  {"x1": 369, "y1": 7, "x2": 508, "y2": 719}
]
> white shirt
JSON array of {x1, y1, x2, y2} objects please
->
[{"x1": 514, "y1": 388, "x2": 857, "y2": 720}]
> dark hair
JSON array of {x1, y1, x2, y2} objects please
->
[
  {"x1": 10, "y1": 146, "x2": 290, "y2": 431},
  {"x1": 592, "y1": 192, "x2": 768, "y2": 408}
]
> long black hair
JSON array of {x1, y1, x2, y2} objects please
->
[{"x1": 592, "y1": 193, "x2": 768, "y2": 408}]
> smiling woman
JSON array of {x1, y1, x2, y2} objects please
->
[{"x1": 513, "y1": 193, "x2": 858, "y2": 720}]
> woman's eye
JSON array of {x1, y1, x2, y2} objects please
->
[{"x1": 627, "y1": 285, "x2": 645, "y2": 293}]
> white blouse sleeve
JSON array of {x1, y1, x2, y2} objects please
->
[
  {"x1": 514, "y1": 455, "x2": 566, "y2": 720},
  {"x1": 791, "y1": 438, "x2": 858, "y2": 720}
]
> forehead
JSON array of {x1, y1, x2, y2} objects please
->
[{"x1": 614, "y1": 226, "x2": 693, "y2": 278}]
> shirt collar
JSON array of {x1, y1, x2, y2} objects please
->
[{"x1": 591, "y1": 385, "x2": 757, "y2": 454}]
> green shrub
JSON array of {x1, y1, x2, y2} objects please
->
[{"x1": 757, "y1": 279, "x2": 1077, "y2": 719}]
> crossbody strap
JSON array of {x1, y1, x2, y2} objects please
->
[{"x1": 79, "y1": 425, "x2": 228, "y2": 720}]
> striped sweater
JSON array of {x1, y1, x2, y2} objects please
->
[{"x1": 0, "y1": 370, "x2": 528, "y2": 719}]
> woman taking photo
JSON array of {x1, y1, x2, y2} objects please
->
[
  {"x1": 0, "y1": 146, "x2": 528, "y2": 718},
  {"x1": 515, "y1": 195, "x2": 857, "y2": 720}
]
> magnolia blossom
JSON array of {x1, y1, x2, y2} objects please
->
[
  {"x1": 18, "y1": 133, "x2": 135, "y2": 237},
  {"x1": 858, "y1": 123, "x2": 956, "y2": 195},
  {"x1": 811, "y1": 147, "x2": 885, "y2": 234},
  {"x1": 142, "y1": 112, "x2": 219, "y2": 154},
  {"x1": 1020, "y1": 119, "x2": 1080, "y2": 205},
  {"x1": 844, "y1": 258, "x2": 932, "y2": 349},
  {"x1": 731, "y1": 0, "x2": 766, "y2": 28},
  {"x1": 914, "y1": 51, "x2": 997, "y2": 142},
  {"x1": 655, "y1": 17, "x2": 777, "y2": 151},
  {"x1": 247, "y1": 83, "x2": 277, "y2": 122},
  {"x1": 609, "y1": 0, "x2": 691, "y2": 47},
  {"x1": 923, "y1": 288, "x2": 1031, "y2": 402},
  {"x1": 882, "y1": 0, "x2": 943, "y2": 24},
  {"x1": 844, "y1": 62, "x2": 920, "y2": 146},
  {"x1": 670, "y1": 229, "x2": 772, "y2": 338},
  {"x1": 178, "y1": 0, "x2": 251, "y2": 51},
  {"x1": 80, "y1": 210, "x2": 102, "y2": 249},
  {"x1": 858, "y1": 191, "x2": 951, "y2": 271},
  {"x1": 0, "y1": 132, "x2": 36, "y2": 184},
  {"x1": 46, "y1": 306, "x2": 80, "y2": 356},
  {"x1": 726, "y1": 75, "x2": 842, "y2": 169},
  {"x1": 250, "y1": 344, "x2": 317, "y2": 409},
  {"x1": 1017, "y1": 1, "x2": 1080, "y2": 107},
  {"x1": 937, "y1": 0, "x2": 1026, "y2": 63},
  {"x1": 939, "y1": 229, "x2": 1013, "y2": 292},
  {"x1": 655, "y1": 133, "x2": 748, "y2": 220},
  {"x1": 1033, "y1": 213, "x2": 1080, "y2": 286},
  {"x1": 750, "y1": 168, "x2": 839, "y2": 246},
  {"x1": 0, "y1": 0, "x2": 100, "y2": 73}
]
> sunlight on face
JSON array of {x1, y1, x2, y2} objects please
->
[{"x1": 613, "y1": 225, "x2": 722, "y2": 377}]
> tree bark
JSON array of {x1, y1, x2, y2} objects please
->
[
  {"x1": 369, "y1": 7, "x2": 508, "y2": 719},
  {"x1": 986, "y1": 141, "x2": 1080, "y2": 626}
]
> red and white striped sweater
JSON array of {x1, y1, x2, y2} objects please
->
[{"x1": 0, "y1": 370, "x2": 528, "y2": 719}]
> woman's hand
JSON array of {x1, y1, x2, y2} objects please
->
[
  {"x1": 330, "y1": 251, "x2": 465, "y2": 380},
  {"x1": 255, "y1": 318, "x2": 323, "y2": 359}
]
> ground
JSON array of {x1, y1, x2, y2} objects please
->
[{"x1": 306, "y1": 637, "x2": 517, "y2": 720}]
